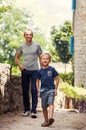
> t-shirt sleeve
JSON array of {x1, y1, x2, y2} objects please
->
[
  {"x1": 37, "y1": 44, "x2": 42, "y2": 55},
  {"x1": 16, "y1": 45, "x2": 23, "y2": 54},
  {"x1": 53, "y1": 68, "x2": 59, "y2": 77}
]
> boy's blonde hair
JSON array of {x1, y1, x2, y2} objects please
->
[{"x1": 40, "y1": 53, "x2": 51, "y2": 61}]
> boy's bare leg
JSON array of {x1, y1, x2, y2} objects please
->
[
  {"x1": 43, "y1": 108, "x2": 48, "y2": 122},
  {"x1": 41, "y1": 108, "x2": 49, "y2": 127},
  {"x1": 48, "y1": 104, "x2": 54, "y2": 125},
  {"x1": 49, "y1": 104, "x2": 54, "y2": 119}
]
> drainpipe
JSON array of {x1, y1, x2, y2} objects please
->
[
  {"x1": 72, "y1": 0, "x2": 76, "y2": 30},
  {"x1": 70, "y1": 36, "x2": 74, "y2": 55},
  {"x1": 70, "y1": 0, "x2": 76, "y2": 55}
]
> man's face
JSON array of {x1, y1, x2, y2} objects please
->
[{"x1": 24, "y1": 30, "x2": 33, "y2": 42}]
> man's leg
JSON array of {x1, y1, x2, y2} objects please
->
[
  {"x1": 31, "y1": 70, "x2": 38, "y2": 115},
  {"x1": 22, "y1": 69, "x2": 30, "y2": 112}
]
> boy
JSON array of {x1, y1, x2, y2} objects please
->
[{"x1": 36, "y1": 53, "x2": 59, "y2": 127}]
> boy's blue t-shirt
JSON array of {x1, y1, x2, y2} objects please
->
[{"x1": 37, "y1": 66, "x2": 59, "y2": 92}]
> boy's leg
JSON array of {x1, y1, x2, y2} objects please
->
[
  {"x1": 41, "y1": 91, "x2": 49, "y2": 127},
  {"x1": 48, "y1": 104, "x2": 54, "y2": 119},
  {"x1": 48, "y1": 92, "x2": 55, "y2": 125},
  {"x1": 41, "y1": 108, "x2": 49, "y2": 127},
  {"x1": 43, "y1": 108, "x2": 48, "y2": 123}
]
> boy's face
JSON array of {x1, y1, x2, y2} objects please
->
[{"x1": 40, "y1": 54, "x2": 50, "y2": 67}]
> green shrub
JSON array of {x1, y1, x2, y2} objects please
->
[
  {"x1": 11, "y1": 66, "x2": 21, "y2": 76},
  {"x1": 59, "y1": 82, "x2": 86, "y2": 101},
  {"x1": 59, "y1": 72, "x2": 74, "y2": 85}
]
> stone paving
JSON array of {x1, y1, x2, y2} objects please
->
[{"x1": 0, "y1": 109, "x2": 86, "y2": 130}]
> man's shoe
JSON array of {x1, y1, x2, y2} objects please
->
[
  {"x1": 31, "y1": 113, "x2": 37, "y2": 118},
  {"x1": 22, "y1": 111, "x2": 30, "y2": 116}
]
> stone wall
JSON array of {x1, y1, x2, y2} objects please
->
[
  {"x1": 55, "y1": 91, "x2": 86, "y2": 113},
  {"x1": 0, "y1": 63, "x2": 23, "y2": 114},
  {"x1": 9, "y1": 75, "x2": 23, "y2": 111},
  {"x1": 74, "y1": 0, "x2": 86, "y2": 88},
  {"x1": 0, "y1": 63, "x2": 11, "y2": 113}
]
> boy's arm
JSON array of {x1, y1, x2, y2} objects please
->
[{"x1": 54, "y1": 76, "x2": 59, "y2": 95}]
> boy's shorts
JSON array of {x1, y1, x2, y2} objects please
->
[{"x1": 40, "y1": 90, "x2": 55, "y2": 108}]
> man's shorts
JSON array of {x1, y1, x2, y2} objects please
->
[{"x1": 40, "y1": 90, "x2": 55, "y2": 108}]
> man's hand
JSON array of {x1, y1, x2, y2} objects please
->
[{"x1": 19, "y1": 65, "x2": 25, "y2": 71}]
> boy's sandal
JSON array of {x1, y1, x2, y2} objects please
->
[
  {"x1": 41, "y1": 121, "x2": 49, "y2": 127},
  {"x1": 48, "y1": 118, "x2": 54, "y2": 125}
]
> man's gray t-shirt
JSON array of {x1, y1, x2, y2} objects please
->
[{"x1": 17, "y1": 42, "x2": 42, "y2": 70}]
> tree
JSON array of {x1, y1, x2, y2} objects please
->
[
  {"x1": 0, "y1": 0, "x2": 14, "y2": 13},
  {"x1": 50, "y1": 21, "x2": 73, "y2": 73},
  {"x1": 0, "y1": 7, "x2": 33, "y2": 65},
  {"x1": 55, "y1": 40, "x2": 71, "y2": 63},
  {"x1": 0, "y1": 1, "x2": 49, "y2": 75}
]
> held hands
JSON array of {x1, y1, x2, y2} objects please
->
[{"x1": 38, "y1": 91, "x2": 40, "y2": 98}]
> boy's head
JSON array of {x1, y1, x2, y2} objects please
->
[{"x1": 40, "y1": 53, "x2": 51, "y2": 67}]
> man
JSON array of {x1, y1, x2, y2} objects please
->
[{"x1": 15, "y1": 29, "x2": 42, "y2": 118}]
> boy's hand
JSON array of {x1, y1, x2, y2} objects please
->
[{"x1": 54, "y1": 89, "x2": 57, "y2": 96}]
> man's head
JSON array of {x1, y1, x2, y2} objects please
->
[{"x1": 24, "y1": 29, "x2": 33, "y2": 43}]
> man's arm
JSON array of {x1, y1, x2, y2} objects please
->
[
  {"x1": 36, "y1": 79, "x2": 41, "y2": 97},
  {"x1": 15, "y1": 53, "x2": 24, "y2": 71}
]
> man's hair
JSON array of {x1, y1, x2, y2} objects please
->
[{"x1": 24, "y1": 29, "x2": 33, "y2": 37}]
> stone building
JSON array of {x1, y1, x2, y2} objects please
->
[{"x1": 73, "y1": 0, "x2": 86, "y2": 88}]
